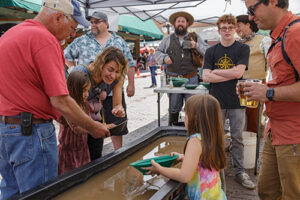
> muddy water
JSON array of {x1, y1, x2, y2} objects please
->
[{"x1": 54, "y1": 136, "x2": 186, "y2": 200}]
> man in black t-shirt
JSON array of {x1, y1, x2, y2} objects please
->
[{"x1": 203, "y1": 14, "x2": 255, "y2": 190}]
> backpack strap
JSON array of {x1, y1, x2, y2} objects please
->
[
  {"x1": 189, "y1": 32, "x2": 198, "y2": 42},
  {"x1": 267, "y1": 19, "x2": 300, "y2": 82},
  {"x1": 80, "y1": 63, "x2": 96, "y2": 86},
  {"x1": 81, "y1": 63, "x2": 89, "y2": 71},
  {"x1": 189, "y1": 32, "x2": 200, "y2": 56},
  {"x1": 267, "y1": 37, "x2": 281, "y2": 55},
  {"x1": 281, "y1": 19, "x2": 300, "y2": 82}
]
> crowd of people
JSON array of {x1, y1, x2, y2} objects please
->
[{"x1": 0, "y1": 0, "x2": 299, "y2": 199}]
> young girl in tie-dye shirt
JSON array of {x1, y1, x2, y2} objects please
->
[{"x1": 145, "y1": 94, "x2": 227, "y2": 199}]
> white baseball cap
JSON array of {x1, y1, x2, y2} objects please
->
[{"x1": 42, "y1": 0, "x2": 90, "y2": 27}]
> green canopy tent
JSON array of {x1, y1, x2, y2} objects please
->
[
  {"x1": 0, "y1": 0, "x2": 41, "y2": 12},
  {"x1": 117, "y1": 15, "x2": 163, "y2": 59},
  {"x1": 0, "y1": 0, "x2": 41, "y2": 34},
  {"x1": 118, "y1": 15, "x2": 163, "y2": 41}
]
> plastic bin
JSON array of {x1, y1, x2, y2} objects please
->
[{"x1": 243, "y1": 131, "x2": 257, "y2": 169}]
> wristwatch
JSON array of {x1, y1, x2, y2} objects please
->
[{"x1": 266, "y1": 88, "x2": 274, "y2": 101}]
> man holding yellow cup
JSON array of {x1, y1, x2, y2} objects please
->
[
  {"x1": 237, "y1": 79, "x2": 247, "y2": 106},
  {"x1": 238, "y1": 79, "x2": 262, "y2": 108}
]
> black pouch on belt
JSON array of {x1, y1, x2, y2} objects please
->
[{"x1": 21, "y1": 112, "x2": 33, "y2": 136}]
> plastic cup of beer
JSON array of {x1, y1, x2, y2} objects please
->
[
  {"x1": 245, "y1": 79, "x2": 262, "y2": 108},
  {"x1": 237, "y1": 79, "x2": 247, "y2": 106}
]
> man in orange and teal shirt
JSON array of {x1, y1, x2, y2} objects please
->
[{"x1": 244, "y1": 0, "x2": 300, "y2": 199}]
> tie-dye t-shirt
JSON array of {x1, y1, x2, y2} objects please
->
[{"x1": 186, "y1": 133, "x2": 227, "y2": 200}]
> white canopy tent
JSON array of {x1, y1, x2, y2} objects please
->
[
  {"x1": 78, "y1": 0, "x2": 300, "y2": 24},
  {"x1": 79, "y1": 0, "x2": 206, "y2": 23}
]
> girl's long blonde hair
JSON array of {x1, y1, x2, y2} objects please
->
[
  {"x1": 184, "y1": 94, "x2": 226, "y2": 171},
  {"x1": 93, "y1": 46, "x2": 128, "y2": 81}
]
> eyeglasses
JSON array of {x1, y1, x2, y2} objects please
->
[
  {"x1": 219, "y1": 26, "x2": 235, "y2": 32},
  {"x1": 247, "y1": 0, "x2": 265, "y2": 16},
  {"x1": 90, "y1": 20, "x2": 105, "y2": 25},
  {"x1": 64, "y1": 15, "x2": 78, "y2": 34}
]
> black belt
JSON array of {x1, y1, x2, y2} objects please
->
[{"x1": 0, "y1": 115, "x2": 52, "y2": 124}]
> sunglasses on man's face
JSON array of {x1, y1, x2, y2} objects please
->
[
  {"x1": 247, "y1": 0, "x2": 265, "y2": 16},
  {"x1": 90, "y1": 20, "x2": 105, "y2": 25}
]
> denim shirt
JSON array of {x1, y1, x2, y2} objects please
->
[{"x1": 64, "y1": 31, "x2": 135, "y2": 67}]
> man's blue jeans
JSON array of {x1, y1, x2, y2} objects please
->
[
  {"x1": 149, "y1": 66, "x2": 157, "y2": 86},
  {"x1": 170, "y1": 75, "x2": 199, "y2": 114},
  {"x1": 0, "y1": 117, "x2": 57, "y2": 200}
]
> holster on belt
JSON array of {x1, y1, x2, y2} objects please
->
[{"x1": 21, "y1": 112, "x2": 33, "y2": 136}]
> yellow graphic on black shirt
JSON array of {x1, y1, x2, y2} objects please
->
[{"x1": 215, "y1": 54, "x2": 235, "y2": 69}]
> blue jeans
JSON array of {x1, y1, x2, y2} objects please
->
[
  {"x1": 149, "y1": 66, "x2": 157, "y2": 85},
  {"x1": 221, "y1": 109, "x2": 245, "y2": 175},
  {"x1": 0, "y1": 117, "x2": 57, "y2": 200},
  {"x1": 170, "y1": 75, "x2": 199, "y2": 113}
]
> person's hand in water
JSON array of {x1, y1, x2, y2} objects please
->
[{"x1": 143, "y1": 160, "x2": 161, "y2": 176}]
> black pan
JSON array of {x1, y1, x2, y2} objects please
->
[{"x1": 109, "y1": 118, "x2": 127, "y2": 136}]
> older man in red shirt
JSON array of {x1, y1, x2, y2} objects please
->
[
  {"x1": 243, "y1": 0, "x2": 300, "y2": 199},
  {"x1": 0, "y1": 0, "x2": 109, "y2": 199}
]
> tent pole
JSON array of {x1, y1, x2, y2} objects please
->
[{"x1": 85, "y1": 0, "x2": 89, "y2": 18}]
